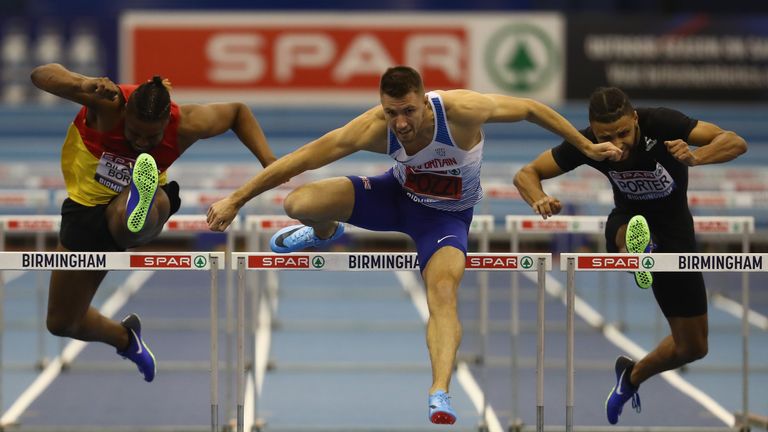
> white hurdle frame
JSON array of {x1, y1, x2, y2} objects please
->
[
  {"x1": 234, "y1": 252, "x2": 552, "y2": 432},
  {"x1": 560, "y1": 252, "x2": 766, "y2": 432},
  {"x1": 0, "y1": 251, "x2": 224, "y2": 431},
  {"x1": 0, "y1": 215, "x2": 241, "y2": 371},
  {"x1": 506, "y1": 215, "x2": 754, "y2": 430},
  {"x1": 0, "y1": 215, "x2": 241, "y2": 431},
  {"x1": 242, "y1": 214, "x2": 497, "y2": 430}
]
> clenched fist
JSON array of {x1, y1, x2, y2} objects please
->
[{"x1": 82, "y1": 77, "x2": 120, "y2": 101}]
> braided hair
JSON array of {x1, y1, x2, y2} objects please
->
[
  {"x1": 127, "y1": 75, "x2": 171, "y2": 122},
  {"x1": 588, "y1": 87, "x2": 634, "y2": 124}
]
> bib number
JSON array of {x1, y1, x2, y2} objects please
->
[{"x1": 403, "y1": 168, "x2": 462, "y2": 200}]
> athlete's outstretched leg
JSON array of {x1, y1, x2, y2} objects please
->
[
  {"x1": 283, "y1": 177, "x2": 355, "y2": 235},
  {"x1": 105, "y1": 155, "x2": 173, "y2": 249},
  {"x1": 422, "y1": 246, "x2": 465, "y2": 424},
  {"x1": 47, "y1": 243, "x2": 157, "y2": 382},
  {"x1": 606, "y1": 314, "x2": 707, "y2": 424}
]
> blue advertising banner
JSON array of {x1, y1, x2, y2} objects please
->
[{"x1": 566, "y1": 14, "x2": 768, "y2": 101}]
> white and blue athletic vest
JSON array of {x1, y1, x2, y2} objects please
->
[{"x1": 389, "y1": 91, "x2": 484, "y2": 211}]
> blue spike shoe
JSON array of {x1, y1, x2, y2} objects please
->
[
  {"x1": 126, "y1": 153, "x2": 159, "y2": 233},
  {"x1": 625, "y1": 215, "x2": 654, "y2": 289},
  {"x1": 116, "y1": 313, "x2": 156, "y2": 382},
  {"x1": 270, "y1": 223, "x2": 345, "y2": 253},
  {"x1": 428, "y1": 390, "x2": 457, "y2": 424},
  {"x1": 606, "y1": 355, "x2": 641, "y2": 425}
]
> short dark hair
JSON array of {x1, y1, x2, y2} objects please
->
[
  {"x1": 380, "y1": 66, "x2": 424, "y2": 98},
  {"x1": 127, "y1": 75, "x2": 171, "y2": 122},
  {"x1": 588, "y1": 87, "x2": 634, "y2": 124}
]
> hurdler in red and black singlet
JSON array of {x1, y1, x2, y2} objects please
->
[{"x1": 60, "y1": 84, "x2": 181, "y2": 206}]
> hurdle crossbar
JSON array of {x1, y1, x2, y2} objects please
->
[
  {"x1": 235, "y1": 252, "x2": 546, "y2": 272},
  {"x1": 560, "y1": 253, "x2": 767, "y2": 272},
  {"x1": 0, "y1": 251, "x2": 219, "y2": 270},
  {"x1": 245, "y1": 214, "x2": 495, "y2": 246},
  {"x1": 560, "y1": 252, "x2": 763, "y2": 432},
  {"x1": 506, "y1": 215, "x2": 754, "y2": 251}
]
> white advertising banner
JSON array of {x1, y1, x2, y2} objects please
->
[{"x1": 120, "y1": 11, "x2": 564, "y2": 105}]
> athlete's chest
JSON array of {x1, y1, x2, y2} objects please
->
[
  {"x1": 394, "y1": 140, "x2": 470, "y2": 169},
  {"x1": 601, "y1": 148, "x2": 685, "y2": 201}
]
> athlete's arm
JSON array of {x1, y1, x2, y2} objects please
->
[
  {"x1": 178, "y1": 103, "x2": 277, "y2": 167},
  {"x1": 206, "y1": 107, "x2": 386, "y2": 230},
  {"x1": 665, "y1": 121, "x2": 747, "y2": 166},
  {"x1": 30, "y1": 63, "x2": 121, "y2": 109},
  {"x1": 513, "y1": 150, "x2": 565, "y2": 219},
  {"x1": 446, "y1": 90, "x2": 620, "y2": 161}
]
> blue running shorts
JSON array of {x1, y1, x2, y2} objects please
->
[{"x1": 346, "y1": 169, "x2": 473, "y2": 273}]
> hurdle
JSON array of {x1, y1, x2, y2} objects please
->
[
  {"x1": 504, "y1": 215, "x2": 754, "y2": 430},
  {"x1": 0, "y1": 214, "x2": 241, "y2": 366},
  {"x1": 162, "y1": 215, "x2": 242, "y2": 425},
  {"x1": 0, "y1": 214, "x2": 243, "y2": 431},
  {"x1": 234, "y1": 252, "x2": 551, "y2": 432},
  {"x1": 0, "y1": 251, "x2": 223, "y2": 431},
  {"x1": 560, "y1": 252, "x2": 765, "y2": 432},
  {"x1": 242, "y1": 215, "x2": 499, "y2": 429}
]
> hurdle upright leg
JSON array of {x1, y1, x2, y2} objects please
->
[
  {"x1": 210, "y1": 255, "x2": 220, "y2": 432},
  {"x1": 0, "y1": 252, "x2": 4, "y2": 414},
  {"x1": 536, "y1": 257, "x2": 547, "y2": 432},
  {"x1": 35, "y1": 232, "x2": 47, "y2": 369},
  {"x1": 740, "y1": 223, "x2": 750, "y2": 432},
  {"x1": 509, "y1": 226, "x2": 521, "y2": 432},
  {"x1": 565, "y1": 257, "x2": 575, "y2": 432},
  {"x1": 236, "y1": 257, "x2": 247, "y2": 432}
]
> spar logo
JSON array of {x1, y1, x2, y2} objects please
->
[
  {"x1": 6, "y1": 219, "x2": 58, "y2": 231},
  {"x1": 130, "y1": 255, "x2": 193, "y2": 268},
  {"x1": 248, "y1": 255, "x2": 310, "y2": 269},
  {"x1": 521, "y1": 220, "x2": 569, "y2": 231},
  {"x1": 166, "y1": 219, "x2": 210, "y2": 231},
  {"x1": 641, "y1": 256, "x2": 655, "y2": 269},
  {"x1": 312, "y1": 256, "x2": 326, "y2": 269},
  {"x1": 259, "y1": 219, "x2": 298, "y2": 230},
  {"x1": 467, "y1": 255, "x2": 518, "y2": 269},
  {"x1": 484, "y1": 23, "x2": 559, "y2": 93},
  {"x1": 126, "y1": 16, "x2": 468, "y2": 92},
  {"x1": 693, "y1": 220, "x2": 731, "y2": 233},
  {"x1": 578, "y1": 256, "x2": 640, "y2": 269},
  {"x1": 194, "y1": 255, "x2": 207, "y2": 268}
]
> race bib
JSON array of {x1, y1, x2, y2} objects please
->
[
  {"x1": 402, "y1": 167, "x2": 462, "y2": 200},
  {"x1": 609, "y1": 162, "x2": 675, "y2": 200},
  {"x1": 95, "y1": 152, "x2": 135, "y2": 193}
]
